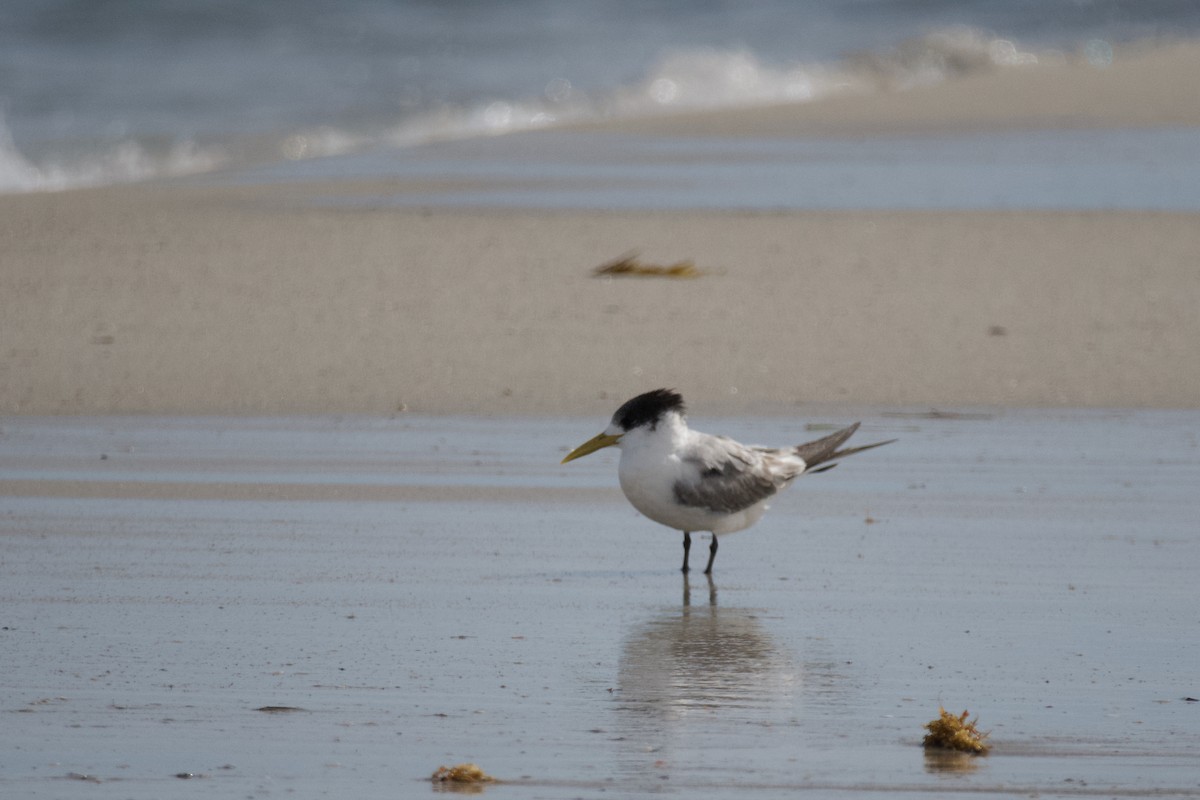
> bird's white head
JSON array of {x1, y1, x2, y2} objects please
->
[{"x1": 561, "y1": 388, "x2": 686, "y2": 463}]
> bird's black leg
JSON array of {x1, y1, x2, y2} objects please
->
[
  {"x1": 703, "y1": 533, "x2": 719, "y2": 575},
  {"x1": 681, "y1": 531, "x2": 692, "y2": 573}
]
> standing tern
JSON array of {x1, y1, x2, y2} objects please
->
[{"x1": 561, "y1": 389, "x2": 895, "y2": 574}]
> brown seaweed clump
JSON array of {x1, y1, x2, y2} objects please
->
[
  {"x1": 431, "y1": 763, "x2": 496, "y2": 784},
  {"x1": 592, "y1": 253, "x2": 705, "y2": 279},
  {"x1": 922, "y1": 707, "x2": 991, "y2": 754}
]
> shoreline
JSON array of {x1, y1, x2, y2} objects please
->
[
  {"x1": 4, "y1": 37, "x2": 1199, "y2": 416},
  {"x1": 574, "y1": 38, "x2": 1200, "y2": 138}
]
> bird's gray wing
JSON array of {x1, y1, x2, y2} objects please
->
[{"x1": 672, "y1": 435, "x2": 780, "y2": 514}]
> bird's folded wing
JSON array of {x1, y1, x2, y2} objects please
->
[{"x1": 673, "y1": 436, "x2": 780, "y2": 514}]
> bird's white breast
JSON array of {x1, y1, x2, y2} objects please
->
[{"x1": 615, "y1": 419, "x2": 769, "y2": 535}]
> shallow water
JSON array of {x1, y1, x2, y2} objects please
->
[{"x1": 1, "y1": 411, "x2": 1199, "y2": 798}]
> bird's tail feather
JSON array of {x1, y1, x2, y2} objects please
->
[{"x1": 795, "y1": 423, "x2": 895, "y2": 473}]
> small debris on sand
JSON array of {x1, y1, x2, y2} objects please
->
[
  {"x1": 66, "y1": 772, "x2": 103, "y2": 783},
  {"x1": 922, "y1": 707, "x2": 990, "y2": 754},
  {"x1": 431, "y1": 763, "x2": 495, "y2": 784},
  {"x1": 592, "y1": 253, "x2": 706, "y2": 279}
]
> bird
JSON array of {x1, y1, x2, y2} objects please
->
[{"x1": 561, "y1": 388, "x2": 895, "y2": 574}]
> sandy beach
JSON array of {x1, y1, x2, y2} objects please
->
[{"x1": 3, "y1": 193, "x2": 1198, "y2": 415}]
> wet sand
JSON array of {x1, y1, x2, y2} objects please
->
[{"x1": 2, "y1": 413, "x2": 1198, "y2": 798}]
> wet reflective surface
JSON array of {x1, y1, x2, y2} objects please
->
[{"x1": 1, "y1": 412, "x2": 1198, "y2": 798}]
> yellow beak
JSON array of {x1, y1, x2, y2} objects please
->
[{"x1": 561, "y1": 431, "x2": 623, "y2": 464}]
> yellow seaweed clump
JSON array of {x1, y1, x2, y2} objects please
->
[
  {"x1": 922, "y1": 707, "x2": 990, "y2": 754},
  {"x1": 592, "y1": 253, "x2": 705, "y2": 279},
  {"x1": 431, "y1": 763, "x2": 496, "y2": 784}
]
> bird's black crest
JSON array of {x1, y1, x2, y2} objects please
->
[{"x1": 612, "y1": 389, "x2": 685, "y2": 431}]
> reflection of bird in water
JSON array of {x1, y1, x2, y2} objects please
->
[
  {"x1": 610, "y1": 578, "x2": 863, "y2": 784},
  {"x1": 616, "y1": 575, "x2": 799, "y2": 723},
  {"x1": 562, "y1": 389, "x2": 894, "y2": 573}
]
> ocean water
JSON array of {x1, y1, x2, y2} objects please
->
[{"x1": 3, "y1": 0, "x2": 1199, "y2": 194}]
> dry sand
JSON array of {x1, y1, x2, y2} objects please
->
[
  {"x1": 3, "y1": 39, "x2": 1199, "y2": 416},
  {"x1": 4, "y1": 191, "x2": 1198, "y2": 415}
]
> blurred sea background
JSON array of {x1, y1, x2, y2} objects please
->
[{"x1": 2, "y1": 0, "x2": 1199, "y2": 198}]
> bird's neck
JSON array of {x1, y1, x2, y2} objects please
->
[{"x1": 622, "y1": 412, "x2": 690, "y2": 459}]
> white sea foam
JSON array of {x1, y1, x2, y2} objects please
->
[{"x1": 0, "y1": 117, "x2": 227, "y2": 192}]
